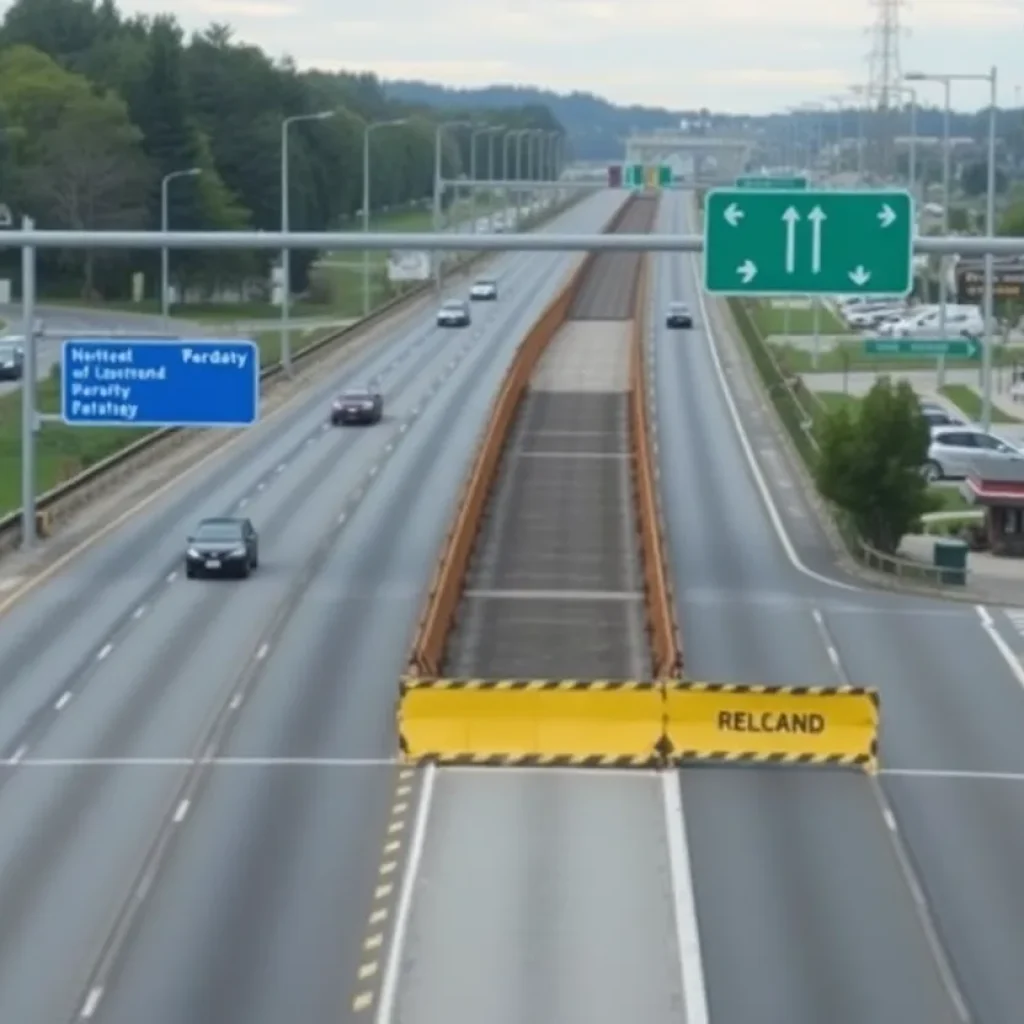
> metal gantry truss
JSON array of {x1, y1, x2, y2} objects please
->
[{"x1": 0, "y1": 229, "x2": 1021, "y2": 256}]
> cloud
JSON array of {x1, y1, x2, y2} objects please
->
[
  {"x1": 182, "y1": 0, "x2": 298, "y2": 14},
  {"x1": 297, "y1": 58, "x2": 516, "y2": 83},
  {"x1": 698, "y1": 68, "x2": 853, "y2": 88}
]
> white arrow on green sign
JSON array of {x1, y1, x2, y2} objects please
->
[
  {"x1": 863, "y1": 337, "x2": 980, "y2": 359},
  {"x1": 736, "y1": 175, "x2": 807, "y2": 189},
  {"x1": 703, "y1": 188, "x2": 914, "y2": 296}
]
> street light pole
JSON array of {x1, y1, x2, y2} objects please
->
[
  {"x1": 281, "y1": 109, "x2": 335, "y2": 375},
  {"x1": 982, "y1": 68, "x2": 999, "y2": 430},
  {"x1": 160, "y1": 166, "x2": 200, "y2": 319},
  {"x1": 432, "y1": 119, "x2": 472, "y2": 287},
  {"x1": 511, "y1": 129, "x2": 528, "y2": 226},
  {"x1": 20, "y1": 215, "x2": 36, "y2": 551},
  {"x1": 362, "y1": 117, "x2": 407, "y2": 317},
  {"x1": 907, "y1": 68, "x2": 1000, "y2": 425},
  {"x1": 469, "y1": 128, "x2": 483, "y2": 232}
]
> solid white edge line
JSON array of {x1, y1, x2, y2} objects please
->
[
  {"x1": 681, "y1": 197, "x2": 860, "y2": 594},
  {"x1": 975, "y1": 604, "x2": 1024, "y2": 691},
  {"x1": 662, "y1": 770, "x2": 710, "y2": 1024},
  {"x1": 375, "y1": 761, "x2": 436, "y2": 1024}
]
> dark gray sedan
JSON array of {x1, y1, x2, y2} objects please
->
[
  {"x1": 331, "y1": 386, "x2": 383, "y2": 425},
  {"x1": 185, "y1": 517, "x2": 259, "y2": 579}
]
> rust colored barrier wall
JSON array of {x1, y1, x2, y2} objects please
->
[
  {"x1": 407, "y1": 195, "x2": 642, "y2": 677},
  {"x1": 629, "y1": 253, "x2": 684, "y2": 678}
]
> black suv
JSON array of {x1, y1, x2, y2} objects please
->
[
  {"x1": 185, "y1": 517, "x2": 259, "y2": 578},
  {"x1": 666, "y1": 302, "x2": 693, "y2": 329}
]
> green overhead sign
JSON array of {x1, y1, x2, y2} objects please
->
[
  {"x1": 736, "y1": 175, "x2": 807, "y2": 189},
  {"x1": 863, "y1": 338, "x2": 981, "y2": 359},
  {"x1": 703, "y1": 188, "x2": 914, "y2": 296}
]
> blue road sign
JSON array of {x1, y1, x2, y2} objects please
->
[{"x1": 61, "y1": 338, "x2": 259, "y2": 428}]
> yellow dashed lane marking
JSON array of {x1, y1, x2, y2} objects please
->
[{"x1": 348, "y1": 767, "x2": 417, "y2": 1017}]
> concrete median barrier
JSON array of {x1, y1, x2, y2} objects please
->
[
  {"x1": 629, "y1": 253, "x2": 683, "y2": 679},
  {"x1": 406, "y1": 194, "x2": 643, "y2": 678},
  {"x1": 664, "y1": 683, "x2": 879, "y2": 771},
  {"x1": 397, "y1": 677, "x2": 667, "y2": 766}
]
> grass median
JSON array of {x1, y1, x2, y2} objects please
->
[
  {"x1": 768, "y1": 337, "x2": 1016, "y2": 375},
  {"x1": 939, "y1": 383, "x2": 1022, "y2": 424},
  {"x1": 747, "y1": 299, "x2": 848, "y2": 336}
]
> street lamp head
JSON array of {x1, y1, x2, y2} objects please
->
[
  {"x1": 185, "y1": 167, "x2": 201, "y2": 177},
  {"x1": 903, "y1": 72, "x2": 928, "y2": 82},
  {"x1": 313, "y1": 109, "x2": 336, "y2": 120}
]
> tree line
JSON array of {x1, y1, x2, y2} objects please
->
[{"x1": 0, "y1": 0, "x2": 563, "y2": 300}]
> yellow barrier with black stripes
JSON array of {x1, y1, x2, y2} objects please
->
[
  {"x1": 398, "y1": 678, "x2": 666, "y2": 767},
  {"x1": 396, "y1": 678, "x2": 880, "y2": 771},
  {"x1": 664, "y1": 683, "x2": 879, "y2": 771}
]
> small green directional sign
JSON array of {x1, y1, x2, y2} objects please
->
[
  {"x1": 736, "y1": 175, "x2": 807, "y2": 189},
  {"x1": 704, "y1": 188, "x2": 914, "y2": 296},
  {"x1": 863, "y1": 337, "x2": 980, "y2": 359}
]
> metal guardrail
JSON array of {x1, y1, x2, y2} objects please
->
[
  {"x1": 405, "y1": 195, "x2": 638, "y2": 677},
  {"x1": 0, "y1": 197, "x2": 582, "y2": 555}
]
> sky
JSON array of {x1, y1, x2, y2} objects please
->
[{"x1": 19, "y1": 0, "x2": 1024, "y2": 114}]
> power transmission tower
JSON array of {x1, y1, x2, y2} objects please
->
[{"x1": 865, "y1": 0, "x2": 907, "y2": 176}]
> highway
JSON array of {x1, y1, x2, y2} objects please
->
[
  {"x1": 656, "y1": 188, "x2": 1024, "y2": 1022},
  {"x1": 394, "y1": 194, "x2": 692, "y2": 1024},
  {"x1": 0, "y1": 188, "x2": 624, "y2": 1024}
]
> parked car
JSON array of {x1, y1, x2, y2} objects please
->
[{"x1": 924, "y1": 426, "x2": 1024, "y2": 481}]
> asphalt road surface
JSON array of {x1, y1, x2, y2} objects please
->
[
  {"x1": 0, "y1": 188, "x2": 625, "y2": 1024},
  {"x1": 655, "y1": 188, "x2": 1024, "y2": 1023},
  {"x1": 394, "y1": 770, "x2": 687, "y2": 1024}
]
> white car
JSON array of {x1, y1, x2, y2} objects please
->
[
  {"x1": 469, "y1": 279, "x2": 498, "y2": 301},
  {"x1": 847, "y1": 304, "x2": 908, "y2": 330},
  {"x1": 884, "y1": 305, "x2": 982, "y2": 339},
  {"x1": 924, "y1": 426, "x2": 1024, "y2": 481}
]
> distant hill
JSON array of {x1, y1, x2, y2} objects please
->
[{"x1": 382, "y1": 82, "x2": 696, "y2": 160}]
